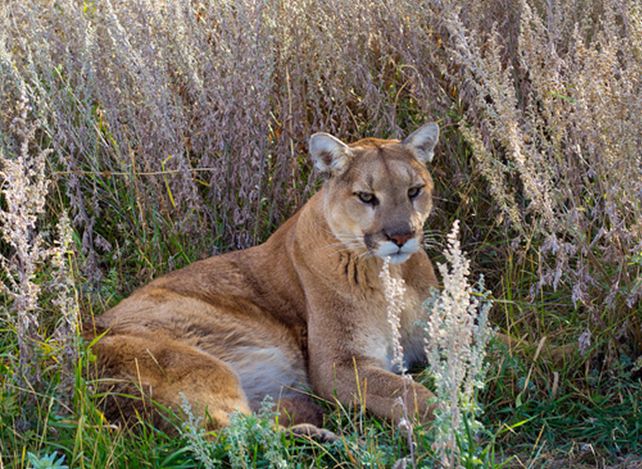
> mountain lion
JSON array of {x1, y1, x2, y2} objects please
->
[{"x1": 92, "y1": 122, "x2": 441, "y2": 437}]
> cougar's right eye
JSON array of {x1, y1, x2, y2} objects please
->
[
  {"x1": 408, "y1": 185, "x2": 424, "y2": 199},
  {"x1": 356, "y1": 191, "x2": 378, "y2": 205}
]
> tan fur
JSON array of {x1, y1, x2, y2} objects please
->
[{"x1": 92, "y1": 127, "x2": 440, "y2": 431}]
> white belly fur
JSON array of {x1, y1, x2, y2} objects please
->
[{"x1": 224, "y1": 345, "x2": 310, "y2": 410}]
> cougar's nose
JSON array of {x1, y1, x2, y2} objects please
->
[{"x1": 385, "y1": 230, "x2": 414, "y2": 247}]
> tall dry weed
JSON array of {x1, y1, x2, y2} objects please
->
[
  {"x1": 0, "y1": 89, "x2": 81, "y2": 419},
  {"x1": 50, "y1": 212, "x2": 80, "y2": 409},
  {"x1": 0, "y1": 89, "x2": 51, "y2": 422},
  {"x1": 423, "y1": 221, "x2": 493, "y2": 466}
]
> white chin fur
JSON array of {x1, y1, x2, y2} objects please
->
[
  {"x1": 386, "y1": 252, "x2": 412, "y2": 264},
  {"x1": 375, "y1": 239, "x2": 419, "y2": 264}
]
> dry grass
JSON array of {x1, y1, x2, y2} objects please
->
[{"x1": 0, "y1": 0, "x2": 640, "y2": 466}]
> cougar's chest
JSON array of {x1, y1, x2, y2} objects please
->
[{"x1": 359, "y1": 286, "x2": 426, "y2": 373}]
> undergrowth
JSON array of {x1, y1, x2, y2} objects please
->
[{"x1": 1, "y1": 0, "x2": 640, "y2": 467}]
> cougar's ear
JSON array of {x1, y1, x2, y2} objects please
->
[
  {"x1": 402, "y1": 122, "x2": 439, "y2": 163},
  {"x1": 309, "y1": 132, "x2": 353, "y2": 175}
]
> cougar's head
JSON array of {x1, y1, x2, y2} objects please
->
[{"x1": 309, "y1": 123, "x2": 439, "y2": 265}]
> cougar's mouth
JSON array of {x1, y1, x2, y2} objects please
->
[{"x1": 370, "y1": 237, "x2": 420, "y2": 265}]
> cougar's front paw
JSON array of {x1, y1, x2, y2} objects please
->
[{"x1": 289, "y1": 423, "x2": 339, "y2": 443}]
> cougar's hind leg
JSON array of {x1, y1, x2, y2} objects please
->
[{"x1": 92, "y1": 334, "x2": 251, "y2": 430}]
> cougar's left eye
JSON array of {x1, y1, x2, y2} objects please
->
[{"x1": 408, "y1": 186, "x2": 423, "y2": 199}]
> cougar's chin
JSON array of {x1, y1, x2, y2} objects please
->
[
  {"x1": 375, "y1": 238, "x2": 420, "y2": 264},
  {"x1": 385, "y1": 252, "x2": 413, "y2": 264}
]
